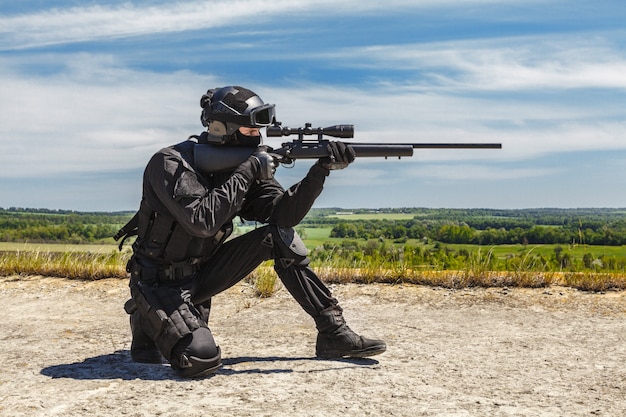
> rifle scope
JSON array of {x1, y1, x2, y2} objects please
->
[{"x1": 266, "y1": 123, "x2": 354, "y2": 139}]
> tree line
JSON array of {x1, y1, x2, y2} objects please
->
[
  {"x1": 0, "y1": 208, "x2": 132, "y2": 244},
  {"x1": 329, "y1": 218, "x2": 626, "y2": 246},
  {"x1": 4, "y1": 206, "x2": 626, "y2": 246}
]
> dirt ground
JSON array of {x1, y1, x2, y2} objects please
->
[{"x1": 0, "y1": 275, "x2": 625, "y2": 417}]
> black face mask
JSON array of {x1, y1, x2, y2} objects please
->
[{"x1": 228, "y1": 130, "x2": 261, "y2": 147}]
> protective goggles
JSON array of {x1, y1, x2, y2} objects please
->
[
  {"x1": 210, "y1": 103, "x2": 276, "y2": 127},
  {"x1": 247, "y1": 103, "x2": 276, "y2": 127}
]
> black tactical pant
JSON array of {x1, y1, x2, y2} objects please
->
[
  {"x1": 130, "y1": 225, "x2": 339, "y2": 377},
  {"x1": 190, "y1": 225, "x2": 338, "y2": 316}
]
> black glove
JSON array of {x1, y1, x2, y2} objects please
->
[
  {"x1": 318, "y1": 141, "x2": 356, "y2": 170},
  {"x1": 251, "y1": 145, "x2": 277, "y2": 180}
]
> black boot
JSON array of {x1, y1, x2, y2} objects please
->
[
  {"x1": 314, "y1": 305, "x2": 386, "y2": 359},
  {"x1": 129, "y1": 310, "x2": 163, "y2": 364}
]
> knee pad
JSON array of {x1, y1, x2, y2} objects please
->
[
  {"x1": 269, "y1": 225, "x2": 310, "y2": 270},
  {"x1": 171, "y1": 327, "x2": 222, "y2": 378},
  {"x1": 130, "y1": 283, "x2": 207, "y2": 360}
]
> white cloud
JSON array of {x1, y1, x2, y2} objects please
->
[
  {"x1": 406, "y1": 163, "x2": 560, "y2": 181},
  {"x1": 264, "y1": 82, "x2": 626, "y2": 163},
  {"x1": 3, "y1": 51, "x2": 626, "y2": 180},
  {"x1": 0, "y1": 0, "x2": 534, "y2": 50},
  {"x1": 0, "y1": 2, "x2": 250, "y2": 49},
  {"x1": 329, "y1": 34, "x2": 626, "y2": 90},
  {"x1": 0, "y1": 56, "x2": 216, "y2": 177},
  {"x1": 3, "y1": 0, "x2": 626, "y2": 210}
]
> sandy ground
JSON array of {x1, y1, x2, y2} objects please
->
[{"x1": 0, "y1": 275, "x2": 625, "y2": 417}]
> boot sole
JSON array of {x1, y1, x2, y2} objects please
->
[
  {"x1": 176, "y1": 361, "x2": 223, "y2": 378},
  {"x1": 317, "y1": 343, "x2": 387, "y2": 359}
]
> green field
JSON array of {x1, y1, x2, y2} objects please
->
[
  {"x1": 446, "y1": 243, "x2": 626, "y2": 260},
  {"x1": 4, "y1": 229, "x2": 626, "y2": 262},
  {"x1": 299, "y1": 227, "x2": 334, "y2": 247},
  {"x1": 302, "y1": 227, "x2": 626, "y2": 259},
  {"x1": 326, "y1": 212, "x2": 417, "y2": 220},
  {"x1": 0, "y1": 241, "x2": 119, "y2": 253},
  {"x1": 0, "y1": 228, "x2": 336, "y2": 253}
]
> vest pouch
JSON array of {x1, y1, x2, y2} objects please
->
[
  {"x1": 164, "y1": 224, "x2": 194, "y2": 261},
  {"x1": 143, "y1": 212, "x2": 174, "y2": 259}
]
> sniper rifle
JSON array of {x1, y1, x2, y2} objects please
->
[{"x1": 193, "y1": 123, "x2": 501, "y2": 174}]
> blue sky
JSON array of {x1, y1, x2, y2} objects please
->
[{"x1": 1, "y1": 0, "x2": 626, "y2": 211}]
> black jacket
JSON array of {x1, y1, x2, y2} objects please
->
[{"x1": 134, "y1": 139, "x2": 329, "y2": 263}]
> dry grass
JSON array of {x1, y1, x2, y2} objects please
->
[
  {"x1": 1, "y1": 250, "x2": 625, "y2": 293},
  {"x1": 563, "y1": 271, "x2": 626, "y2": 292},
  {"x1": 247, "y1": 262, "x2": 278, "y2": 297},
  {"x1": 315, "y1": 267, "x2": 624, "y2": 292},
  {"x1": 0, "y1": 249, "x2": 129, "y2": 280}
]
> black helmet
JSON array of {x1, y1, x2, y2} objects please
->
[{"x1": 200, "y1": 86, "x2": 276, "y2": 144}]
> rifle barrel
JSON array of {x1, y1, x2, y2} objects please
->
[{"x1": 407, "y1": 143, "x2": 502, "y2": 149}]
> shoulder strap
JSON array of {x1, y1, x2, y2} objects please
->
[{"x1": 114, "y1": 212, "x2": 140, "y2": 251}]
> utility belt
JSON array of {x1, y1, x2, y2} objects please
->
[{"x1": 128, "y1": 257, "x2": 201, "y2": 285}]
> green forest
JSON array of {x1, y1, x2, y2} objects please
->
[
  {"x1": 325, "y1": 208, "x2": 626, "y2": 246},
  {"x1": 3, "y1": 206, "x2": 626, "y2": 246},
  {"x1": 0, "y1": 207, "x2": 131, "y2": 243}
]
